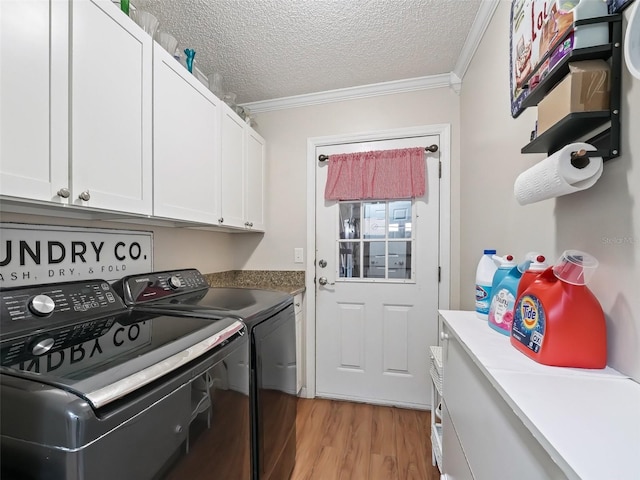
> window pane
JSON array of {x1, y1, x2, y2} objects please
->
[
  {"x1": 388, "y1": 200, "x2": 411, "y2": 239},
  {"x1": 339, "y1": 203, "x2": 360, "y2": 239},
  {"x1": 338, "y1": 242, "x2": 360, "y2": 278},
  {"x1": 364, "y1": 241, "x2": 386, "y2": 278},
  {"x1": 363, "y1": 202, "x2": 386, "y2": 239},
  {"x1": 388, "y1": 241, "x2": 412, "y2": 279}
]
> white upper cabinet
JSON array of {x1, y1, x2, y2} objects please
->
[
  {"x1": 245, "y1": 128, "x2": 266, "y2": 231},
  {"x1": 70, "y1": 0, "x2": 152, "y2": 214},
  {"x1": 220, "y1": 104, "x2": 247, "y2": 228},
  {"x1": 219, "y1": 102, "x2": 266, "y2": 232},
  {"x1": 153, "y1": 44, "x2": 221, "y2": 223},
  {"x1": 0, "y1": 0, "x2": 69, "y2": 202},
  {"x1": 0, "y1": 0, "x2": 152, "y2": 215},
  {"x1": 0, "y1": 0, "x2": 266, "y2": 230}
]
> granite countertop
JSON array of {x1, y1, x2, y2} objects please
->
[{"x1": 203, "y1": 270, "x2": 306, "y2": 296}]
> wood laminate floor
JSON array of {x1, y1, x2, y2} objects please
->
[{"x1": 292, "y1": 397, "x2": 441, "y2": 480}]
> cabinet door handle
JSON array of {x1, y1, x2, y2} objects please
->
[
  {"x1": 78, "y1": 190, "x2": 91, "y2": 201},
  {"x1": 440, "y1": 332, "x2": 449, "y2": 341},
  {"x1": 249, "y1": 222, "x2": 253, "y2": 227},
  {"x1": 218, "y1": 217, "x2": 224, "y2": 223},
  {"x1": 56, "y1": 188, "x2": 70, "y2": 198}
]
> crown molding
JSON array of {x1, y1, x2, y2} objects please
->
[
  {"x1": 241, "y1": 74, "x2": 455, "y2": 113},
  {"x1": 452, "y1": 0, "x2": 500, "y2": 81}
]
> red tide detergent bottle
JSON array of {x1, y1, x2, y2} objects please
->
[{"x1": 510, "y1": 250, "x2": 606, "y2": 369}]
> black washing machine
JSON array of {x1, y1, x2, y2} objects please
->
[
  {"x1": 0, "y1": 279, "x2": 250, "y2": 480},
  {"x1": 113, "y1": 269, "x2": 297, "y2": 480}
]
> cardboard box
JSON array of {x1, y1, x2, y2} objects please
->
[{"x1": 537, "y1": 60, "x2": 610, "y2": 135}]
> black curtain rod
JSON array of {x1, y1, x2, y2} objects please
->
[{"x1": 318, "y1": 144, "x2": 438, "y2": 162}]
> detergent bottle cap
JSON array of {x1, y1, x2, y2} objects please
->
[
  {"x1": 493, "y1": 254, "x2": 516, "y2": 268},
  {"x1": 529, "y1": 255, "x2": 548, "y2": 271},
  {"x1": 553, "y1": 250, "x2": 598, "y2": 285},
  {"x1": 483, "y1": 249, "x2": 497, "y2": 255}
]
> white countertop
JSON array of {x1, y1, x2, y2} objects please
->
[{"x1": 439, "y1": 310, "x2": 640, "y2": 480}]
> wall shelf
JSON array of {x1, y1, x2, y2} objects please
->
[
  {"x1": 521, "y1": 111, "x2": 611, "y2": 155},
  {"x1": 520, "y1": 14, "x2": 622, "y2": 161},
  {"x1": 520, "y1": 44, "x2": 613, "y2": 109}
]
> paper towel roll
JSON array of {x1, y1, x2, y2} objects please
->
[{"x1": 514, "y1": 143, "x2": 603, "y2": 205}]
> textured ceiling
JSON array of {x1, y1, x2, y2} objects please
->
[{"x1": 134, "y1": 0, "x2": 483, "y2": 104}]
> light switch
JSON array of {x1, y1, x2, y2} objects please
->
[{"x1": 294, "y1": 248, "x2": 304, "y2": 263}]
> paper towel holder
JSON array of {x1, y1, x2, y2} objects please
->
[{"x1": 570, "y1": 149, "x2": 594, "y2": 169}]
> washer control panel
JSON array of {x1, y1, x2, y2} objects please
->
[
  {"x1": 115, "y1": 269, "x2": 209, "y2": 305},
  {"x1": 0, "y1": 280, "x2": 126, "y2": 339}
]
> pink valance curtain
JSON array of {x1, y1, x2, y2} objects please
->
[{"x1": 324, "y1": 147, "x2": 426, "y2": 200}]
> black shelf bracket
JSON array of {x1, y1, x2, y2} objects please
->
[{"x1": 520, "y1": 14, "x2": 622, "y2": 162}]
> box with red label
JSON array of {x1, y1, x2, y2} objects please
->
[{"x1": 510, "y1": 0, "x2": 609, "y2": 118}]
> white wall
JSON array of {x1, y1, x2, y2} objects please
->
[
  {"x1": 0, "y1": 212, "x2": 237, "y2": 273},
  {"x1": 460, "y1": 2, "x2": 640, "y2": 381},
  {"x1": 234, "y1": 88, "x2": 462, "y2": 305}
]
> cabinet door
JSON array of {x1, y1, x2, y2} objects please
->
[
  {"x1": 220, "y1": 105, "x2": 245, "y2": 228},
  {"x1": 71, "y1": 0, "x2": 152, "y2": 214},
  {"x1": 245, "y1": 127, "x2": 266, "y2": 232},
  {"x1": 441, "y1": 403, "x2": 474, "y2": 480},
  {"x1": 294, "y1": 293, "x2": 304, "y2": 395},
  {"x1": 153, "y1": 45, "x2": 221, "y2": 223},
  {"x1": 442, "y1": 330, "x2": 567, "y2": 480},
  {"x1": 0, "y1": 0, "x2": 68, "y2": 202}
]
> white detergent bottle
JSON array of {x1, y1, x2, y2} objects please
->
[{"x1": 475, "y1": 249, "x2": 498, "y2": 320}]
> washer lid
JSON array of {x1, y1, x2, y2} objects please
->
[
  {"x1": 134, "y1": 287, "x2": 293, "y2": 327},
  {"x1": 1, "y1": 311, "x2": 244, "y2": 409}
]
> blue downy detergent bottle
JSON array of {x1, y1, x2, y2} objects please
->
[
  {"x1": 475, "y1": 250, "x2": 498, "y2": 320},
  {"x1": 487, "y1": 254, "x2": 516, "y2": 309},
  {"x1": 488, "y1": 264, "x2": 524, "y2": 335}
]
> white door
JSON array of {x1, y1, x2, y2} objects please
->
[{"x1": 315, "y1": 135, "x2": 440, "y2": 408}]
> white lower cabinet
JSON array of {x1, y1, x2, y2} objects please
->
[
  {"x1": 153, "y1": 44, "x2": 221, "y2": 223},
  {"x1": 442, "y1": 403, "x2": 473, "y2": 480},
  {"x1": 294, "y1": 293, "x2": 305, "y2": 394},
  {"x1": 441, "y1": 315, "x2": 567, "y2": 480}
]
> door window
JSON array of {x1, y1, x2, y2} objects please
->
[{"x1": 338, "y1": 200, "x2": 414, "y2": 282}]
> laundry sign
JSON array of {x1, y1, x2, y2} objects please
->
[{"x1": 0, "y1": 223, "x2": 153, "y2": 286}]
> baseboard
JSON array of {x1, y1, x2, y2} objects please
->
[{"x1": 314, "y1": 391, "x2": 431, "y2": 410}]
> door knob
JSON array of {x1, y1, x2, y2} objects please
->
[
  {"x1": 318, "y1": 277, "x2": 335, "y2": 286},
  {"x1": 318, "y1": 259, "x2": 327, "y2": 268},
  {"x1": 78, "y1": 190, "x2": 91, "y2": 201},
  {"x1": 56, "y1": 188, "x2": 70, "y2": 198}
]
